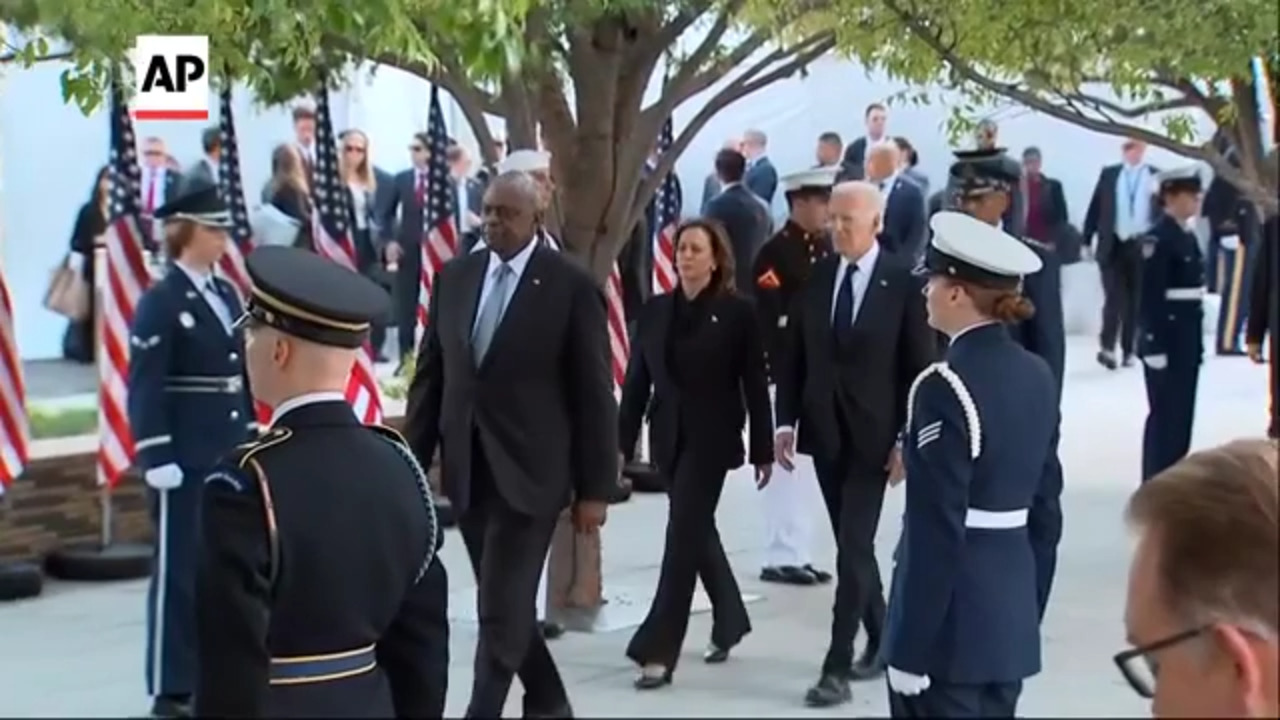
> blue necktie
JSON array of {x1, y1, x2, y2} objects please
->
[
  {"x1": 472, "y1": 264, "x2": 513, "y2": 364},
  {"x1": 833, "y1": 264, "x2": 856, "y2": 337}
]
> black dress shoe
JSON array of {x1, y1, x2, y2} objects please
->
[
  {"x1": 760, "y1": 565, "x2": 817, "y2": 585},
  {"x1": 703, "y1": 643, "x2": 730, "y2": 663},
  {"x1": 523, "y1": 700, "x2": 574, "y2": 718},
  {"x1": 849, "y1": 650, "x2": 886, "y2": 681},
  {"x1": 1121, "y1": 354, "x2": 1136, "y2": 368},
  {"x1": 803, "y1": 673, "x2": 852, "y2": 707},
  {"x1": 804, "y1": 564, "x2": 833, "y2": 583},
  {"x1": 1096, "y1": 351, "x2": 1118, "y2": 370},
  {"x1": 149, "y1": 696, "x2": 191, "y2": 718},
  {"x1": 540, "y1": 620, "x2": 565, "y2": 640},
  {"x1": 634, "y1": 665, "x2": 672, "y2": 690}
]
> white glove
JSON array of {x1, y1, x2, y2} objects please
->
[
  {"x1": 887, "y1": 666, "x2": 932, "y2": 696},
  {"x1": 144, "y1": 463, "x2": 183, "y2": 490},
  {"x1": 67, "y1": 251, "x2": 86, "y2": 273},
  {"x1": 1220, "y1": 234, "x2": 1240, "y2": 251},
  {"x1": 1142, "y1": 355, "x2": 1168, "y2": 370}
]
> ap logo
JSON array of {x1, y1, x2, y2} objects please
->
[{"x1": 131, "y1": 35, "x2": 209, "y2": 120}]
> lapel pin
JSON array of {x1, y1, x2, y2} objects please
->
[
  {"x1": 185, "y1": 290, "x2": 197, "y2": 299},
  {"x1": 178, "y1": 311, "x2": 196, "y2": 329},
  {"x1": 711, "y1": 314, "x2": 719, "y2": 323},
  {"x1": 532, "y1": 277, "x2": 541, "y2": 286},
  {"x1": 879, "y1": 279, "x2": 888, "y2": 287}
]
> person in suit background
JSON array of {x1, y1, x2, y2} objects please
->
[
  {"x1": 815, "y1": 131, "x2": 844, "y2": 171},
  {"x1": 701, "y1": 136, "x2": 743, "y2": 213},
  {"x1": 1083, "y1": 138, "x2": 1161, "y2": 370},
  {"x1": 183, "y1": 126, "x2": 220, "y2": 192},
  {"x1": 292, "y1": 104, "x2": 317, "y2": 177},
  {"x1": 265, "y1": 144, "x2": 313, "y2": 251},
  {"x1": 140, "y1": 136, "x2": 183, "y2": 251},
  {"x1": 892, "y1": 136, "x2": 930, "y2": 200},
  {"x1": 1201, "y1": 147, "x2": 1261, "y2": 357},
  {"x1": 447, "y1": 143, "x2": 485, "y2": 232},
  {"x1": 1246, "y1": 199, "x2": 1278, "y2": 439},
  {"x1": 841, "y1": 103, "x2": 890, "y2": 181},
  {"x1": 974, "y1": 120, "x2": 1026, "y2": 238},
  {"x1": 863, "y1": 141, "x2": 927, "y2": 258},
  {"x1": 375, "y1": 132, "x2": 434, "y2": 365},
  {"x1": 742, "y1": 129, "x2": 779, "y2": 205},
  {"x1": 1020, "y1": 147, "x2": 1077, "y2": 265},
  {"x1": 405, "y1": 172, "x2": 616, "y2": 717},
  {"x1": 704, "y1": 149, "x2": 773, "y2": 299},
  {"x1": 62, "y1": 165, "x2": 109, "y2": 364},
  {"x1": 620, "y1": 142, "x2": 683, "y2": 324},
  {"x1": 338, "y1": 129, "x2": 390, "y2": 362},
  {"x1": 775, "y1": 181, "x2": 936, "y2": 707},
  {"x1": 619, "y1": 218, "x2": 773, "y2": 690}
]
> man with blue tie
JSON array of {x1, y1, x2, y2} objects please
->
[{"x1": 1083, "y1": 139, "x2": 1162, "y2": 370}]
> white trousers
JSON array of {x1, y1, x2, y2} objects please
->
[{"x1": 761, "y1": 388, "x2": 818, "y2": 568}]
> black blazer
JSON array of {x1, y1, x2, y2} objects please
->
[
  {"x1": 744, "y1": 157, "x2": 778, "y2": 204},
  {"x1": 704, "y1": 184, "x2": 772, "y2": 298},
  {"x1": 405, "y1": 245, "x2": 618, "y2": 517},
  {"x1": 1083, "y1": 163, "x2": 1161, "y2": 261},
  {"x1": 618, "y1": 290, "x2": 773, "y2": 473},
  {"x1": 376, "y1": 169, "x2": 428, "y2": 249},
  {"x1": 879, "y1": 177, "x2": 927, "y2": 257},
  {"x1": 269, "y1": 184, "x2": 313, "y2": 251},
  {"x1": 775, "y1": 250, "x2": 936, "y2": 470}
]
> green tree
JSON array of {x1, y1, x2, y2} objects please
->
[{"x1": 755, "y1": 0, "x2": 1279, "y2": 215}]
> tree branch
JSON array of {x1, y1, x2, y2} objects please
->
[
  {"x1": 0, "y1": 48, "x2": 72, "y2": 63},
  {"x1": 1053, "y1": 90, "x2": 1199, "y2": 119},
  {"x1": 662, "y1": 0, "x2": 748, "y2": 104}
]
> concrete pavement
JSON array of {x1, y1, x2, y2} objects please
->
[{"x1": 0, "y1": 336, "x2": 1270, "y2": 717}]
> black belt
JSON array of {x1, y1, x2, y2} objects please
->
[
  {"x1": 269, "y1": 644, "x2": 377, "y2": 685},
  {"x1": 163, "y1": 375, "x2": 244, "y2": 394}
]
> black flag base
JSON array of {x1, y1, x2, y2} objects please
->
[
  {"x1": 0, "y1": 561, "x2": 43, "y2": 602},
  {"x1": 45, "y1": 542, "x2": 152, "y2": 582},
  {"x1": 623, "y1": 461, "x2": 666, "y2": 493}
]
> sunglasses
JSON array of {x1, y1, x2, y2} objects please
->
[
  {"x1": 409, "y1": 145, "x2": 426, "y2": 153},
  {"x1": 344, "y1": 145, "x2": 366, "y2": 154}
]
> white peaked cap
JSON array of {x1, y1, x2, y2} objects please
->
[
  {"x1": 781, "y1": 167, "x2": 840, "y2": 193},
  {"x1": 925, "y1": 212, "x2": 1042, "y2": 281},
  {"x1": 499, "y1": 149, "x2": 552, "y2": 174},
  {"x1": 1156, "y1": 164, "x2": 1200, "y2": 183}
]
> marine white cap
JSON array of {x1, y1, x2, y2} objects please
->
[
  {"x1": 781, "y1": 167, "x2": 839, "y2": 193},
  {"x1": 499, "y1": 149, "x2": 551, "y2": 174},
  {"x1": 920, "y1": 211, "x2": 1043, "y2": 288},
  {"x1": 1155, "y1": 164, "x2": 1204, "y2": 194}
]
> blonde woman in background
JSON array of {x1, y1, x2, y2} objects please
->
[{"x1": 339, "y1": 128, "x2": 389, "y2": 359}]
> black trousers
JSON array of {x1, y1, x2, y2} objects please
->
[
  {"x1": 1099, "y1": 240, "x2": 1144, "y2": 356},
  {"x1": 626, "y1": 445, "x2": 750, "y2": 672},
  {"x1": 889, "y1": 680, "x2": 1022, "y2": 718},
  {"x1": 458, "y1": 446, "x2": 567, "y2": 717},
  {"x1": 813, "y1": 452, "x2": 889, "y2": 675},
  {"x1": 392, "y1": 246, "x2": 421, "y2": 362}
]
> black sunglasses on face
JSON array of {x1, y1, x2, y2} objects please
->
[
  {"x1": 1113, "y1": 626, "x2": 1208, "y2": 699},
  {"x1": 344, "y1": 146, "x2": 366, "y2": 153}
]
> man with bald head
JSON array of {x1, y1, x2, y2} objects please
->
[
  {"x1": 775, "y1": 180, "x2": 936, "y2": 708},
  {"x1": 863, "y1": 141, "x2": 927, "y2": 257},
  {"x1": 406, "y1": 171, "x2": 618, "y2": 717}
]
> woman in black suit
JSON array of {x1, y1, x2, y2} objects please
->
[
  {"x1": 63, "y1": 165, "x2": 110, "y2": 363},
  {"x1": 619, "y1": 218, "x2": 774, "y2": 690}
]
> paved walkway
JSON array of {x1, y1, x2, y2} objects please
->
[{"x1": 1, "y1": 337, "x2": 1270, "y2": 717}]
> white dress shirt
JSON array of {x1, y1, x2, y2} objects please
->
[
  {"x1": 830, "y1": 241, "x2": 882, "y2": 326},
  {"x1": 174, "y1": 261, "x2": 234, "y2": 334},
  {"x1": 1115, "y1": 163, "x2": 1154, "y2": 240},
  {"x1": 471, "y1": 236, "x2": 539, "y2": 337},
  {"x1": 270, "y1": 391, "x2": 350, "y2": 427}
]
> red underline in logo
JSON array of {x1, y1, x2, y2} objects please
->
[{"x1": 133, "y1": 110, "x2": 209, "y2": 120}]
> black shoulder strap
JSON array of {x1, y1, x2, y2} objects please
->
[{"x1": 236, "y1": 427, "x2": 294, "y2": 590}]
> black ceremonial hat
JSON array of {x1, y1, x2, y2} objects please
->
[
  {"x1": 153, "y1": 178, "x2": 232, "y2": 228},
  {"x1": 238, "y1": 246, "x2": 391, "y2": 348},
  {"x1": 949, "y1": 147, "x2": 1021, "y2": 197}
]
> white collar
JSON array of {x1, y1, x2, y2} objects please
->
[
  {"x1": 950, "y1": 320, "x2": 999, "y2": 344},
  {"x1": 174, "y1": 261, "x2": 214, "y2": 289},
  {"x1": 270, "y1": 391, "x2": 349, "y2": 427},
  {"x1": 838, "y1": 240, "x2": 880, "y2": 276},
  {"x1": 485, "y1": 235, "x2": 539, "y2": 277}
]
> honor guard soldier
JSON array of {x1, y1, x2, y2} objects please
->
[
  {"x1": 126, "y1": 180, "x2": 255, "y2": 719},
  {"x1": 948, "y1": 148, "x2": 1066, "y2": 396},
  {"x1": 1201, "y1": 155, "x2": 1259, "y2": 356},
  {"x1": 1137, "y1": 166, "x2": 1207, "y2": 482},
  {"x1": 885, "y1": 212, "x2": 1063, "y2": 718},
  {"x1": 751, "y1": 167, "x2": 835, "y2": 587},
  {"x1": 193, "y1": 246, "x2": 445, "y2": 718}
]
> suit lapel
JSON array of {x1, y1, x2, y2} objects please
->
[
  {"x1": 811, "y1": 257, "x2": 837, "y2": 347},
  {"x1": 459, "y1": 252, "x2": 488, "y2": 348},
  {"x1": 853, "y1": 252, "x2": 892, "y2": 333},
  {"x1": 477, "y1": 248, "x2": 548, "y2": 372}
]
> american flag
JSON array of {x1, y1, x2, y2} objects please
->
[
  {"x1": 650, "y1": 118, "x2": 681, "y2": 294},
  {"x1": 99, "y1": 80, "x2": 152, "y2": 488},
  {"x1": 0, "y1": 267, "x2": 29, "y2": 494},
  {"x1": 217, "y1": 86, "x2": 272, "y2": 427},
  {"x1": 312, "y1": 83, "x2": 384, "y2": 424},
  {"x1": 606, "y1": 263, "x2": 629, "y2": 396},
  {"x1": 416, "y1": 85, "x2": 459, "y2": 343}
]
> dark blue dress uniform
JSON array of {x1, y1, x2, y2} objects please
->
[
  {"x1": 948, "y1": 148, "x2": 1066, "y2": 395},
  {"x1": 1201, "y1": 163, "x2": 1259, "y2": 355},
  {"x1": 1137, "y1": 167, "x2": 1207, "y2": 481},
  {"x1": 193, "y1": 246, "x2": 445, "y2": 719},
  {"x1": 885, "y1": 213, "x2": 1063, "y2": 718},
  {"x1": 125, "y1": 182, "x2": 254, "y2": 710}
]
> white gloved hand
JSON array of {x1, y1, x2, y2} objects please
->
[
  {"x1": 1142, "y1": 355, "x2": 1168, "y2": 370},
  {"x1": 887, "y1": 667, "x2": 932, "y2": 696},
  {"x1": 144, "y1": 463, "x2": 183, "y2": 490},
  {"x1": 1220, "y1": 234, "x2": 1240, "y2": 251}
]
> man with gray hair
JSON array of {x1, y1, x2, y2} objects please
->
[
  {"x1": 863, "y1": 141, "x2": 927, "y2": 257},
  {"x1": 743, "y1": 129, "x2": 779, "y2": 204}
]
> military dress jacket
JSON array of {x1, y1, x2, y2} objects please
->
[
  {"x1": 1138, "y1": 214, "x2": 1205, "y2": 365},
  {"x1": 750, "y1": 221, "x2": 832, "y2": 382}
]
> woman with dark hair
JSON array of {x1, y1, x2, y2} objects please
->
[
  {"x1": 266, "y1": 143, "x2": 313, "y2": 250},
  {"x1": 618, "y1": 217, "x2": 774, "y2": 690},
  {"x1": 892, "y1": 136, "x2": 930, "y2": 200},
  {"x1": 62, "y1": 165, "x2": 110, "y2": 363}
]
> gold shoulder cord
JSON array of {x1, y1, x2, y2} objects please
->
[{"x1": 238, "y1": 428, "x2": 294, "y2": 590}]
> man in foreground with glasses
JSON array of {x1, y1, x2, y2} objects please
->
[{"x1": 1118, "y1": 438, "x2": 1278, "y2": 717}]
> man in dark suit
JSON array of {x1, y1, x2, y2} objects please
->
[
  {"x1": 701, "y1": 137, "x2": 742, "y2": 213},
  {"x1": 1020, "y1": 147, "x2": 1077, "y2": 264},
  {"x1": 1246, "y1": 205, "x2": 1279, "y2": 439},
  {"x1": 375, "y1": 132, "x2": 433, "y2": 364},
  {"x1": 775, "y1": 180, "x2": 936, "y2": 708},
  {"x1": 183, "y1": 126, "x2": 220, "y2": 193},
  {"x1": 404, "y1": 172, "x2": 617, "y2": 717},
  {"x1": 704, "y1": 149, "x2": 773, "y2": 299},
  {"x1": 140, "y1": 136, "x2": 184, "y2": 251},
  {"x1": 1083, "y1": 139, "x2": 1161, "y2": 370},
  {"x1": 863, "y1": 141, "x2": 927, "y2": 258},
  {"x1": 1202, "y1": 144, "x2": 1261, "y2": 356},
  {"x1": 447, "y1": 143, "x2": 486, "y2": 233},
  {"x1": 742, "y1": 129, "x2": 779, "y2": 205},
  {"x1": 840, "y1": 103, "x2": 890, "y2": 182}
]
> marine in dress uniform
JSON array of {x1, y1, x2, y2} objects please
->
[
  {"x1": 948, "y1": 148, "x2": 1066, "y2": 396},
  {"x1": 193, "y1": 246, "x2": 444, "y2": 718},
  {"x1": 1137, "y1": 167, "x2": 1208, "y2": 482},
  {"x1": 126, "y1": 181, "x2": 255, "y2": 718},
  {"x1": 885, "y1": 212, "x2": 1063, "y2": 718},
  {"x1": 751, "y1": 167, "x2": 836, "y2": 587}
]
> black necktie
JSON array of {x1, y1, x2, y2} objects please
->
[{"x1": 833, "y1": 263, "x2": 856, "y2": 337}]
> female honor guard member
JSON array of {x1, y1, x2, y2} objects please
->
[
  {"x1": 750, "y1": 167, "x2": 836, "y2": 587},
  {"x1": 194, "y1": 246, "x2": 443, "y2": 718},
  {"x1": 1137, "y1": 166, "x2": 1207, "y2": 482},
  {"x1": 884, "y1": 212, "x2": 1064, "y2": 718},
  {"x1": 125, "y1": 180, "x2": 255, "y2": 719}
]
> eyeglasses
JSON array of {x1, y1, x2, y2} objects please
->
[
  {"x1": 143, "y1": 149, "x2": 165, "y2": 157},
  {"x1": 343, "y1": 146, "x2": 366, "y2": 154},
  {"x1": 409, "y1": 145, "x2": 426, "y2": 153},
  {"x1": 1113, "y1": 626, "x2": 1207, "y2": 699}
]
